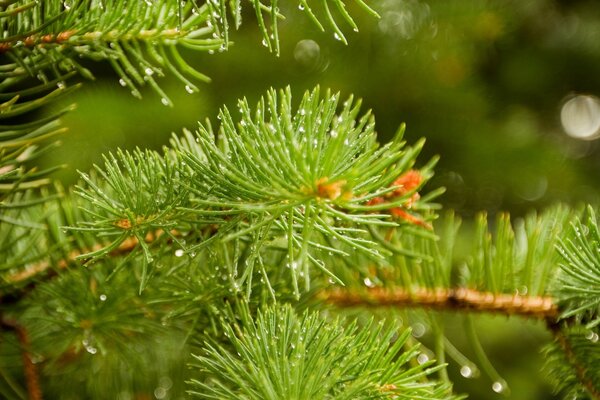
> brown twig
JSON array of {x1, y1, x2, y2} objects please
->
[
  {"x1": 0, "y1": 317, "x2": 42, "y2": 400},
  {"x1": 319, "y1": 287, "x2": 559, "y2": 320}
]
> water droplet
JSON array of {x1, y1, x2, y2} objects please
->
[
  {"x1": 86, "y1": 346, "x2": 97, "y2": 354},
  {"x1": 154, "y1": 387, "x2": 167, "y2": 399},
  {"x1": 118, "y1": 78, "x2": 126, "y2": 87},
  {"x1": 334, "y1": 33, "x2": 342, "y2": 41},
  {"x1": 261, "y1": 38, "x2": 269, "y2": 47},
  {"x1": 57, "y1": 81, "x2": 66, "y2": 89},
  {"x1": 144, "y1": 67, "x2": 154, "y2": 76},
  {"x1": 185, "y1": 85, "x2": 195, "y2": 94},
  {"x1": 411, "y1": 322, "x2": 426, "y2": 338},
  {"x1": 516, "y1": 285, "x2": 528, "y2": 296},
  {"x1": 460, "y1": 365, "x2": 473, "y2": 378},
  {"x1": 417, "y1": 353, "x2": 429, "y2": 364},
  {"x1": 363, "y1": 277, "x2": 375, "y2": 288},
  {"x1": 586, "y1": 331, "x2": 599, "y2": 342},
  {"x1": 492, "y1": 381, "x2": 506, "y2": 394},
  {"x1": 330, "y1": 130, "x2": 338, "y2": 138},
  {"x1": 161, "y1": 97, "x2": 171, "y2": 106},
  {"x1": 175, "y1": 249, "x2": 184, "y2": 257},
  {"x1": 298, "y1": 4, "x2": 305, "y2": 10},
  {"x1": 99, "y1": 294, "x2": 107, "y2": 301},
  {"x1": 299, "y1": 108, "x2": 306, "y2": 116}
]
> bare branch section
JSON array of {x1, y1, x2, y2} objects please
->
[
  {"x1": 0, "y1": 317, "x2": 42, "y2": 400},
  {"x1": 319, "y1": 287, "x2": 559, "y2": 320}
]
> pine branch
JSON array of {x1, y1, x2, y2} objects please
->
[
  {"x1": 545, "y1": 323, "x2": 600, "y2": 400},
  {"x1": 0, "y1": 317, "x2": 42, "y2": 400},
  {"x1": 70, "y1": 87, "x2": 437, "y2": 297}
]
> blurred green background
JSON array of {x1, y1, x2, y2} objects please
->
[{"x1": 39, "y1": 0, "x2": 600, "y2": 398}]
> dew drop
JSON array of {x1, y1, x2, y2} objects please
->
[
  {"x1": 154, "y1": 387, "x2": 167, "y2": 399},
  {"x1": 99, "y1": 294, "x2": 107, "y2": 301},
  {"x1": 363, "y1": 277, "x2": 376, "y2": 288},
  {"x1": 411, "y1": 322, "x2": 426, "y2": 338},
  {"x1": 160, "y1": 97, "x2": 171, "y2": 106},
  {"x1": 144, "y1": 67, "x2": 154, "y2": 76},
  {"x1": 330, "y1": 130, "x2": 338, "y2": 138},
  {"x1": 86, "y1": 346, "x2": 97, "y2": 355},
  {"x1": 492, "y1": 381, "x2": 506, "y2": 394},
  {"x1": 298, "y1": 4, "x2": 305, "y2": 10},
  {"x1": 185, "y1": 85, "x2": 195, "y2": 94},
  {"x1": 417, "y1": 353, "x2": 429, "y2": 364},
  {"x1": 118, "y1": 78, "x2": 126, "y2": 87},
  {"x1": 460, "y1": 365, "x2": 473, "y2": 378},
  {"x1": 175, "y1": 249, "x2": 184, "y2": 257},
  {"x1": 333, "y1": 33, "x2": 342, "y2": 41}
]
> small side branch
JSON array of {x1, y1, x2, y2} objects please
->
[
  {"x1": 0, "y1": 317, "x2": 42, "y2": 400},
  {"x1": 0, "y1": 28, "x2": 187, "y2": 54},
  {"x1": 6, "y1": 229, "x2": 173, "y2": 284},
  {"x1": 319, "y1": 287, "x2": 558, "y2": 320},
  {"x1": 547, "y1": 322, "x2": 600, "y2": 400}
]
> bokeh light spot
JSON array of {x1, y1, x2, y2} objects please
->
[{"x1": 560, "y1": 94, "x2": 600, "y2": 140}]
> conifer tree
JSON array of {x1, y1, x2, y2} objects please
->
[{"x1": 0, "y1": 1, "x2": 598, "y2": 399}]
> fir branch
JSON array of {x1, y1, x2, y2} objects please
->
[
  {"x1": 545, "y1": 323, "x2": 600, "y2": 400},
  {"x1": 319, "y1": 287, "x2": 559, "y2": 320},
  {"x1": 0, "y1": 317, "x2": 42, "y2": 400}
]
